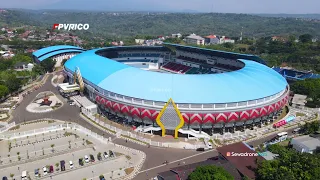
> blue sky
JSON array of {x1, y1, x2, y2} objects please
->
[{"x1": 2, "y1": 0, "x2": 320, "y2": 14}]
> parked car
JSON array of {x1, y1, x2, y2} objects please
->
[
  {"x1": 109, "y1": 150, "x2": 114, "y2": 157},
  {"x1": 79, "y1": 158, "x2": 84, "y2": 166},
  {"x1": 2, "y1": 176, "x2": 8, "y2": 180},
  {"x1": 60, "y1": 160, "x2": 66, "y2": 171},
  {"x1": 21, "y1": 171, "x2": 28, "y2": 180},
  {"x1": 43, "y1": 167, "x2": 48, "y2": 176},
  {"x1": 69, "y1": 161, "x2": 74, "y2": 169},
  {"x1": 34, "y1": 169, "x2": 39, "y2": 177},
  {"x1": 90, "y1": 154, "x2": 95, "y2": 162},
  {"x1": 97, "y1": 153, "x2": 102, "y2": 161},
  {"x1": 49, "y1": 165, "x2": 54, "y2": 173},
  {"x1": 99, "y1": 175, "x2": 105, "y2": 180},
  {"x1": 84, "y1": 155, "x2": 90, "y2": 163},
  {"x1": 103, "y1": 151, "x2": 109, "y2": 159}
]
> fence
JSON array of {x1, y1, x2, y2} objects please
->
[{"x1": 82, "y1": 113, "x2": 202, "y2": 149}]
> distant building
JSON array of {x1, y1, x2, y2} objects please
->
[
  {"x1": 14, "y1": 62, "x2": 34, "y2": 71},
  {"x1": 272, "y1": 36, "x2": 287, "y2": 42},
  {"x1": 219, "y1": 36, "x2": 235, "y2": 44},
  {"x1": 172, "y1": 33, "x2": 182, "y2": 38},
  {"x1": 291, "y1": 94, "x2": 307, "y2": 108},
  {"x1": 185, "y1": 33, "x2": 205, "y2": 45},
  {"x1": 205, "y1": 35, "x2": 220, "y2": 44},
  {"x1": 290, "y1": 135, "x2": 320, "y2": 154},
  {"x1": 135, "y1": 39, "x2": 145, "y2": 45}
]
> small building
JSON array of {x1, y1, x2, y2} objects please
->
[
  {"x1": 291, "y1": 94, "x2": 307, "y2": 108},
  {"x1": 14, "y1": 62, "x2": 34, "y2": 71},
  {"x1": 290, "y1": 135, "x2": 320, "y2": 154},
  {"x1": 219, "y1": 36, "x2": 235, "y2": 44},
  {"x1": 205, "y1": 35, "x2": 220, "y2": 44},
  {"x1": 172, "y1": 33, "x2": 182, "y2": 38},
  {"x1": 185, "y1": 33, "x2": 205, "y2": 45},
  {"x1": 135, "y1": 39, "x2": 145, "y2": 45}
]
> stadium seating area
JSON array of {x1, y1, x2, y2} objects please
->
[
  {"x1": 185, "y1": 67, "x2": 213, "y2": 74},
  {"x1": 118, "y1": 53, "x2": 161, "y2": 58},
  {"x1": 161, "y1": 62, "x2": 192, "y2": 74},
  {"x1": 273, "y1": 67, "x2": 320, "y2": 80},
  {"x1": 177, "y1": 56, "x2": 239, "y2": 71}
]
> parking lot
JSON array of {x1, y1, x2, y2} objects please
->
[{"x1": 0, "y1": 123, "x2": 142, "y2": 180}]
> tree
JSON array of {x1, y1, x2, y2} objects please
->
[
  {"x1": 0, "y1": 85, "x2": 9, "y2": 98},
  {"x1": 188, "y1": 165, "x2": 233, "y2": 180},
  {"x1": 299, "y1": 34, "x2": 313, "y2": 43},
  {"x1": 61, "y1": 59, "x2": 68, "y2": 66},
  {"x1": 40, "y1": 58, "x2": 55, "y2": 72},
  {"x1": 51, "y1": 144, "x2": 55, "y2": 152},
  {"x1": 4, "y1": 74, "x2": 22, "y2": 93}
]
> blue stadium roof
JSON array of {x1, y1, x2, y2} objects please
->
[
  {"x1": 65, "y1": 48, "x2": 288, "y2": 104},
  {"x1": 33, "y1": 45, "x2": 84, "y2": 58},
  {"x1": 38, "y1": 49, "x2": 85, "y2": 61}
]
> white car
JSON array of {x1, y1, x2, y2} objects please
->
[
  {"x1": 69, "y1": 161, "x2": 74, "y2": 169},
  {"x1": 103, "y1": 151, "x2": 109, "y2": 159},
  {"x1": 43, "y1": 167, "x2": 48, "y2": 176},
  {"x1": 84, "y1": 155, "x2": 90, "y2": 163}
]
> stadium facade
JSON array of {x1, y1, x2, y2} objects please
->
[{"x1": 33, "y1": 44, "x2": 289, "y2": 137}]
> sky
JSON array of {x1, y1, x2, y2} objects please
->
[{"x1": 2, "y1": 0, "x2": 320, "y2": 14}]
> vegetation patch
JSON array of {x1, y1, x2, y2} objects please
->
[{"x1": 296, "y1": 112, "x2": 306, "y2": 117}]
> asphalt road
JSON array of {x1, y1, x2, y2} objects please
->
[{"x1": 9, "y1": 73, "x2": 218, "y2": 179}]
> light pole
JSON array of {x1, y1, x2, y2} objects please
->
[{"x1": 92, "y1": 170, "x2": 94, "y2": 179}]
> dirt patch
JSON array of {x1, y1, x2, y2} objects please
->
[{"x1": 125, "y1": 167, "x2": 134, "y2": 175}]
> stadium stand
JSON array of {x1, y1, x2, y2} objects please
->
[
  {"x1": 273, "y1": 67, "x2": 320, "y2": 81},
  {"x1": 161, "y1": 62, "x2": 192, "y2": 74}
]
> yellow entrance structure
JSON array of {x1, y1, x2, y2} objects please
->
[{"x1": 156, "y1": 98, "x2": 184, "y2": 138}]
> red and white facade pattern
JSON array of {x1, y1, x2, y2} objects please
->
[{"x1": 95, "y1": 93, "x2": 289, "y2": 126}]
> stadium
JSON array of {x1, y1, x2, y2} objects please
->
[{"x1": 33, "y1": 43, "x2": 289, "y2": 138}]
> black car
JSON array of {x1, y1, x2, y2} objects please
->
[
  {"x1": 79, "y1": 158, "x2": 84, "y2": 166},
  {"x1": 2, "y1": 177, "x2": 8, "y2": 180},
  {"x1": 60, "y1": 160, "x2": 66, "y2": 171},
  {"x1": 90, "y1": 154, "x2": 95, "y2": 162}
]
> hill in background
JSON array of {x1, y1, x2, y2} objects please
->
[{"x1": 0, "y1": 9, "x2": 319, "y2": 39}]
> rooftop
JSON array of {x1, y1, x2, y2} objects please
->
[
  {"x1": 292, "y1": 94, "x2": 307, "y2": 106},
  {"x1": 65, "y1": 46, "x2": 287, "y2": 104},
  {"x1": 186, "y1": 34, "x2": 205, "y2": 40},
  {"x1": 291, "y1": 135, "x2": 320, "y2": 151},
  {"x1": 217, "y1": 142, "x2": 265, "y2": 179}
]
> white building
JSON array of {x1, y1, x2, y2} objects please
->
[
  {"x1": 219, "y1": 36, "x2": 235, "y2": 44},
  {"x1": 14, "y1": 62, "x2": 34, "y2": 71},
  {"x1": 291, "y1": 94, "x2": 307, "y2": 108},
  {"x1": 185, "y1": 33, "x2": 205, "y2": 45},
  {"x1": 172, "y1": 33, "x2": 182, "y2": 38},
  {"x1": 135, "y1": 39, "x2": 145, "y2": 45}
]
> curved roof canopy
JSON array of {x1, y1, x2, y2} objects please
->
[
  {"x1": 65, "y1": 47, "x2": 288, "y2": 104},
  {"x1": 33, "y1": 45, "x2": 84, "y2": 61}
]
